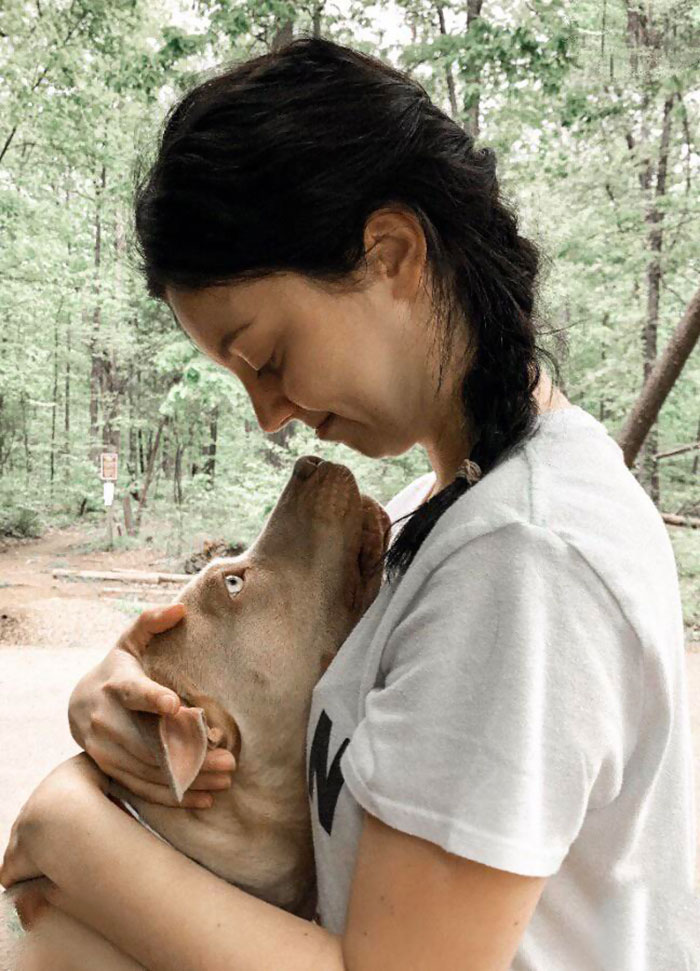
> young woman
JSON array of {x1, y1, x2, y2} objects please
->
[{"x1": 2, "y1": 37, "x2": 696, "y2": 970}]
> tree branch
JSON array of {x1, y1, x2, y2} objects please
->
[{"x1": 618, "y1": 285, "x2": 700, "y2": 467}]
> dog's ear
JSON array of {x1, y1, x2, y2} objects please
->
[
  {"x1": 135, "y1": 706, "x2": 209, "y2": 804},
  {"x1": 356, "y1": 496, "x2": 392, "y2": 616},
  {"x1": 135, "y1": 692, "x2": 240, "y2": 804}
]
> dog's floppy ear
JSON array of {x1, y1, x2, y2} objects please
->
[
  {"x1": 135, "y1": 690, "x2": 241, "y2": 804},
  {"x1": 134, "y1": 706, "x2": 209, "y2": 804}
]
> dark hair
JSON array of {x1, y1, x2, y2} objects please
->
[{"x1": 134, "y1": 35, "x2": 558, "y2": 586}]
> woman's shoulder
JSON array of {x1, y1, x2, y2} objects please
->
[
  {"x1": 387, "y1": 407, "x2": 681, "y2": 651},
  {"x1": 383, "y1": 407, "x2": 674, "y2": 582}
]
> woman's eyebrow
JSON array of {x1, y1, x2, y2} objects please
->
[{"x1": 218, "y1": 320, "x2": 254, "y2": 358}]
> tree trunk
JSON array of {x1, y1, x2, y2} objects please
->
[
  {"x1": 618, "y1": 285, "x2": 700, "y2": 468},
  {"x1": 692, "y1": 415, "x2": 700, "y2": 478},
  {"x1": 174, "y1": 441, "x2": 184, "y2": 506},
  {"x1": 89, "y1": 162, "x2": 107, "y2": 458},
  {"x1": 639, "y1": 93, "x2": 676, "y2": 502},
  {"x1": 435, "y1": 3, "x2": 458, "y2": 119},
  {"x1": 21, "y1": 392, "x2": 30, "y2": 484},
  {"x1": 265, "y1": 422, "x2": 296, "y2": 467},
  {"x1": 271, "y1": 17, "x2": 294, "y2": 51},
  {"x1": 203, "y1": 407, "x2": 219, "y2": 485},
  {"x1": 102, "y1": 208, "x2": 127, "y2": 456},
  {"x1": 598, "y1": 312, "x2": 610, "y2": 423},
  {"x1": 464, "y1": 0, "x2": 484, "y2": 139},
  {"x1": 0, "y1": 124, "x2": 18, "y2": 166},
  {"x1": 50, "y1": 309, "x2": 59, "y2": 490},
  {"x1": 312, "y1": 2, "x2": 324, "y2": 37},
  {"x1": 123, "y1": 494, "x2": 135, "y2": 536},
  {"x1": 138, "y1": 427, "x2": 145, "y2": 475},
  {"x1": 63, "y1": 311, "x2": 71, "y2": 482},
  {"x1": 135, "y1": 417, "x2": 167, "y2": 532}
]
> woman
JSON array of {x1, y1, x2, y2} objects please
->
[{"x1": 2, "y1": 36, "x2": 696, "y2": 970}]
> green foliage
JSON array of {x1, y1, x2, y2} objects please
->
[{"x1": 0, "y1": 502, "x2": 43, "y2": 539}]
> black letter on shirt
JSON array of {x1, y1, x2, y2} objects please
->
[{"x1": 308, "y1": 709, "x2": 350, "y2": 836}]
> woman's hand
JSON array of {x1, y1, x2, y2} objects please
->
[
  {"x1": 0, "y1": 753, "x2": 108, "y2": 889},
  {"x1": 68, "y1": 604, "x2": 236, "y2": 809}
]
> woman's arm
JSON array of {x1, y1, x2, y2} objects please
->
[
  {"x1": 4, "y1": 753, "x2": 548, "y2": 971},
  {"x1": 31, "y1": 783, "x2": 344, "y2": 971}
]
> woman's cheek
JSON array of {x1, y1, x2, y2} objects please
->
[
  {"x1": 282, "y1": 349, "x2": 329, "y2": 411},
  {"x1": 281, "y1": 367, "x2": 314, "y2": 411}
]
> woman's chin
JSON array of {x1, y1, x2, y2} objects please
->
[
  {"x1": 314, "y1": 413, "x2": 335, "y2": 440},
  {"x1": 314, "y1": 415, "x2": 405, "y2": 460}
]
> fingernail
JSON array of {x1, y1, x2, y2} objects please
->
[{"x1": 159, "y1": 696, "x2": 179, "y2": 714}]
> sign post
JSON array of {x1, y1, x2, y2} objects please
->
[{"x1": 100, "y1": 452, "x2": 118, "y2": 547}]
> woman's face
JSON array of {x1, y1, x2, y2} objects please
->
[{"x1": 166, "y1": 215, "x2": 460, "y2": 459}]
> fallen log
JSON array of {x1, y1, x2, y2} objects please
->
[
  {"x1": 662, "y1": 514, "x2": 700, "y2": 529},
  {"x1": 52, "y1": 568, "x2": 190, "y2": 584}
]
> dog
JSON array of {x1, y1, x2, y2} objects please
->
[{"x1": 1, "y1": 455, "x2": 391, "y2": 970}]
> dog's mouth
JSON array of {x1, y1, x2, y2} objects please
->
[
  {"x1": 293, "y1": 455, "x2": 390, "y2": 609},
  {"x1": 254, "y1": 455, "x2": 390, "y2": 609}
]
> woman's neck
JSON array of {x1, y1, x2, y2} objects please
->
[{"x1": 424, "y1": 371, "x2": 572, "y2": 497}]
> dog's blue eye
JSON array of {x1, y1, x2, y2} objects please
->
[{"x1": 225, "y1": 574, "x2": 244, "y2": 596}]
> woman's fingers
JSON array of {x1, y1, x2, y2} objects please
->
[
  {"x1": 200, "y1": 748, "x2": 237, "y2": 773},
  {"x1": 117, "y1": 603, "x2": 186, "y2": 659},
  {"x1": 99, "y1": 738, "x2": 234, "y2": 790},
  {"x1": 99, "y1": 645, "x2": 181, "y2": 721},
  {"x1": 87, "y1": 703, "x2": 163, "y2": 769},
  {"x1": 107, "y1": 764, "x2": 232, "y2": 809},
  {"x1": 89, "y1": 723, "x2": 234, "y2": 795},
  {"x1": 104, "y1": 673, "x2": 181, "y2": 717}
]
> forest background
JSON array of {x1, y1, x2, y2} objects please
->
[{"x1": 1, "y1": 0, "x2": 698, "y2": 636}]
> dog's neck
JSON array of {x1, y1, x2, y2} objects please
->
[{"x1": 217, "y1": 703, "x2": 311, "y2": 822}]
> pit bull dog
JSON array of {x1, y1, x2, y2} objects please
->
[{"x1": 1, "y1": 455, "x2": 392, "y2": 970}]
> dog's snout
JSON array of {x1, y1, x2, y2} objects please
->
[{"x1": 293, "y1": 455, "x2": 325, "y2": 481}]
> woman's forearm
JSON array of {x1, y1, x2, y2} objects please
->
[{"x1": 34, "y1": 790, "x2": 345, "y2": 971}]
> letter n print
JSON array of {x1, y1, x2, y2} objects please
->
[{"x1": 308, "y1": 709, "x2": 350, "y2": 836}]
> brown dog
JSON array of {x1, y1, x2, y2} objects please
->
[{"x1": 1, "y1": 455, "x2": 391, "y2": 969}]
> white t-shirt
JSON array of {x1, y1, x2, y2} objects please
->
[{"x1": 306, "y1": 406, "x2": 700, "y2": 969}]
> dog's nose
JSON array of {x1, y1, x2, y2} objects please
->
[{"x1": 293, "y1": 455, "x2": 325, "y2": 481}]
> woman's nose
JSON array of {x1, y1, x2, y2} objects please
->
[{"x1": 248, "y1": 386, "x2": 296, "y2": 435}]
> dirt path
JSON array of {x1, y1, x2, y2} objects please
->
[
  {"x1": 0, "y1": 524, "x2": 179, "y2": 650},
  {"x1": 1, "y1": 526, "x2": 699, "y2": 897},
  {"x1": 0, "y1": 525, "x2": 186, "y2": 851}
]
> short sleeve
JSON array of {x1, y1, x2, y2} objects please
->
[{"x1": 341, "y1": 521, "x2": 642, "y2": 876}]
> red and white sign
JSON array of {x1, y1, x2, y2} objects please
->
[{"x1": 100, "y1": 452, "x2": 118, "y2": 481}]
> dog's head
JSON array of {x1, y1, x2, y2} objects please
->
[{"x1": 134, "y1": 457, "x2": 391, "y2": 801}]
